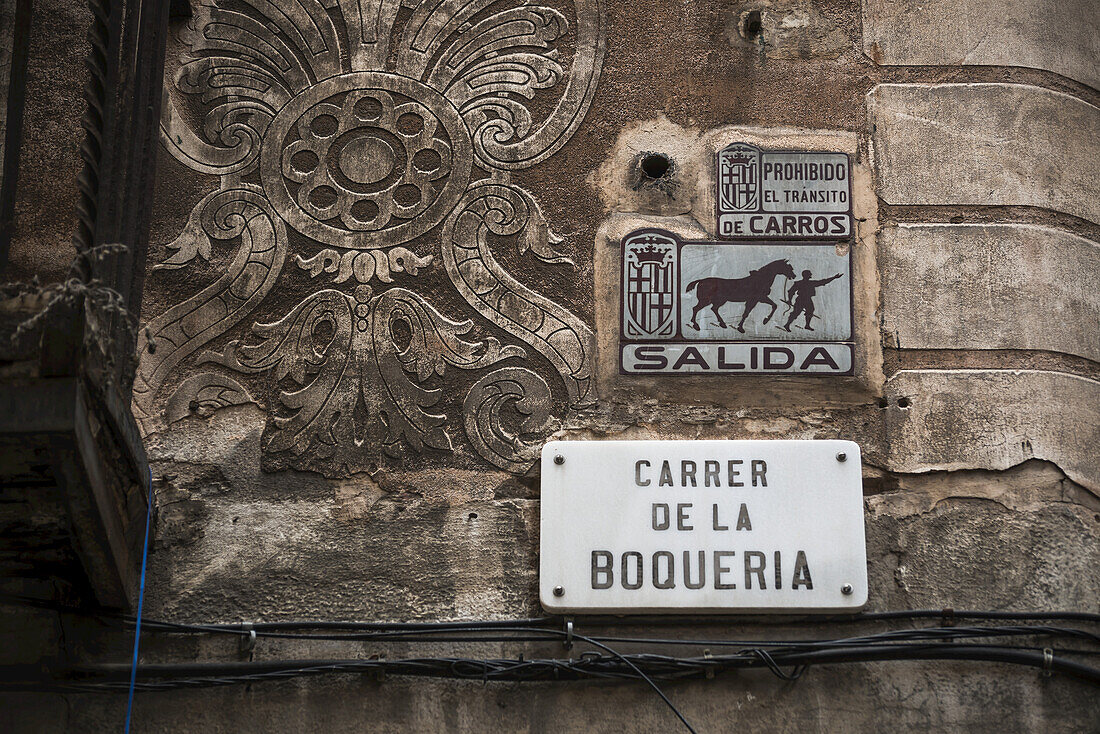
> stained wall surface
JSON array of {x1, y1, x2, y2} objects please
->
[
  {"x1": 1, "y1": 0, "x2": 88, "y2": 282},
  {"x1": 4, "y1": 0, "x2": 1099, "y2": 731}
]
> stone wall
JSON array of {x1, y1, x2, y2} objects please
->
[
  {"x1": 3, "y1": 0, "x2": 1099, "y2": 730},
  {"x1": 1, "y1": 0, "x2": 88, "y2": 283}
]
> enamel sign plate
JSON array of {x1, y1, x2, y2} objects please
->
[
  {"x1": 539, "y1": 440, "x2": 868, "y2": 614},
  {"x1": 620, "y1": 229, "x2": 854, "y2": 375},
  {"x1": 716, "y1": 143, "x2": 853, "y2": 239}
]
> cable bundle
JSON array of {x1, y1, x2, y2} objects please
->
[{"x1": 2, "y1": 595, "x2": 1098, "y2": 734}]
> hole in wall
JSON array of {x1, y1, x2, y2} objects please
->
[
  {"x1": 741, "y1": 10, "x2": 762, "y2": 41},
  {"x1": 391, "y1": 318, "x2": 412, "y2": 351},
  {"x1": 897, "y1": 397, "x2": 911, "y2": 409},
  {"x1": 468, "y1": 512, "x2": 478, "y2": 520},
  {"x1": 640, "y1": 153, "x2": 670, "y2": 180}
]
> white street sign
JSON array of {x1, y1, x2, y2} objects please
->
[{"x1": 540, "y1": 440, "x2": 868, "y2": 614}]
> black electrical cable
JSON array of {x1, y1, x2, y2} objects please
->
[
  {"x1": 850, "y1": 609, "x2": 1100, "y2": 623},
  {"x1": 7, "y1": 590, "x2": 1099, "y2": 661},
  {"x1": 29, "y1": 642, "x2": 1100, "y2": 690},
  {"x1": 125, "y1": 620, "x2": 1100, "y2": 656},
  {"x1": 4, "y1": 591, "x2": 1100, "y2": 730},
  {"x1": 5, "y1": 592, "x2": 1098, "y2": 658},
  {"x1": 4, "y1": 593, "x2": 1099, "y2": 628},
  {"x1": 187, "y1": 624, "x2": 1098, "y2": 647},
  {"x1": 565, "y1": 629, "x2": 699, "y2": 733},
  {"x1": 578, "y1": 626, "x2": 1100, "y2": 649},
  {"x1": 570, "y1": 609, "x2": 1100, "y2": 626}
]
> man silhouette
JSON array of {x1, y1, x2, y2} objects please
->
[{"x1": 781, "y1": 269, "x2": 843, "y2": 332}]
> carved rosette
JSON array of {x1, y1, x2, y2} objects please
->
[
  {"x1": 262, "y1": 73, "x2": 472, "y2": 249},
  {"x1": 139, "y1": 0, "x2": 605, "y2": 476}
]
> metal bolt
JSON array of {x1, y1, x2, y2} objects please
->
[
  {"x1": 553, "y1": 454, "x2": 565, "y2": 465},
  {"x1": 841, "y1": 583, "x2": 853, "y2": 595},
  {"x1": 553, "y1": 586, "x2": 565, "y2": 597},
  {"x1": 836, "y1": 452, "x2": 847, "y2": 462}
]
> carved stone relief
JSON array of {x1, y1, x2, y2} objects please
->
[{"x1": 136, "y1": 0, "x2": 605, "y2": 475}]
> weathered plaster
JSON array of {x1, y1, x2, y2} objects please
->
[
  {"x1": 883, "y1": 369, "x2": 1100, "y2": 493},
  {"x1": 868, "y1": 84, "x2": 1100, "y2": 224},
  {"x1": 881, "y1": 223, "x2": 1100, "y2": 361},
  {"x1": 730, "y1": 0, "x2": 852, "y2": 61},
  {"x1": 6, "y1": 664, "x2": 1098, "y2": 734},
  {"x1": 863, "y1": 0, "x2": 1100, "y2": 90}
]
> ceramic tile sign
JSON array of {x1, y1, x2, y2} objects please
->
[
  {"x1": 620, "y1": 229, "x2": 853, "y2": 375},
  {"x1": 717, "y1": 143, "x2": 852, "y2": 239},
  {"x1": 539, "y1": 440, "x2": 868, "y2": 614}
]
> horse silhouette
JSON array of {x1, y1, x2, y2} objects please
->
[{"x1": 686, "y1": 259, "x2": 797, "y2": 332}]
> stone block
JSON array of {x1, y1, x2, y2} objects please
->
[
  {"x1": 884, "y1": 369, "x2": 1100, "y2": 492},
  {"x1": 881, "y1": 223, "x2": 1100, "y2": 361},
  {"x1": 868, "y1": 84, "x2": 1100, "y2": 224},
  {"x1": 866, "y1": 469, "x2": 1100, "y2": 612},
  {"x1": 5, "y1": 0, "x2": 89, "y2": 283},
  {"x1": 863, "y1": 0, "x2": 1100, "y2": 90}
]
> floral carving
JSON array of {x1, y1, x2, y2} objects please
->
[
  {"x1": 138, "y1": 0, "x2": 604, "y2": 475},
  {"x1": 201, "y1": 286, "x2": 524, "y2": 473},
  {"x1": 296, "y1": 248, "x2": 434, "y2": 284}
]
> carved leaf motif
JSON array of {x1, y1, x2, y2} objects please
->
[
  {"x1": 369, "y1": 288, "x2": 525, "y2": 456},
  {"x1": 134, "y1": 186, "x2": 288, "y2": 431},
  {"x1": 442, "y1": 182, "x2": 595, "y2": 406},
  {"x1": 295, "y1": 250, "x2": 341, "y2": 279},
  {"x1": 391, "y1": 0, "x2": 604, "y2": 169},
  {"x1": 203, "y1": 289, "x2": 357, "y2": 456},
  {"x1": 154, "y1": 201, "x2": 213, "y2": 270},
  {"x1": 372, "y1": 288, "x2": 526, "y2": 382},
  {"x1": 459, "y1": 0, "x2": 606, "y2": 169},
  {"x1": 160, "y1": 94, "x2": 269, "y2": 176},
  {"x1": 165, "y1": 372, "x2": 256, "y2": 424},
  {"x1": 203, "y1": 286, "x2": 523, "y2": 474},
  {"x1": 163, "y1": 0, "x2": 342, "y2": 174},
  {"x1": 431, "y1": 8, "x2": 567, "y2": 100},
  {"x1": 517, "y1": 195, "x2": 575, "y2": 268},
  {"x1": 297, "y1": 248, "x2": 436, "y2": 284},
  {"x1": 179, "y1": 1, "x2": 340, "y2": 97},
  {"x1": 463, "y1": 366, "x2": 557, "y2": 473}
]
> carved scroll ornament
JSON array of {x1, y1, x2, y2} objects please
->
[{"x1": 137, "y1": 0, "x2": 604, "y2": 475}]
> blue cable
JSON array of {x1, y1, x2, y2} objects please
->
[{"x1": 124, "y1": 467, "x2": 153, "y2": 733}]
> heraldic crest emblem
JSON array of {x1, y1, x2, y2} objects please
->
[
  {"x1": 718, "y1": 142, "x2": 761, "y2": 212},
  {"x1": 135, "y1": 0, "x2": 606, "y2": 475},
  {"x1": 622, "y1": 231, "x2": 677, "y2": 339}
]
